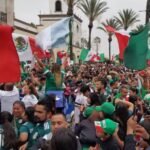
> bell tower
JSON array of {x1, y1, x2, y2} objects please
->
[
  {"x1": 0, "y1": 0, "x2": 14, "y2": 25},
  {"x1": 49, "y1": 0, "x2": 67, "y2": 14}
]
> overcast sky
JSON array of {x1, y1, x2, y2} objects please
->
[
  {"x1": 14, "y1": 0, "x2": 148, "y2": 56},
  {"x1": 14, "y1": 0, "x2": 147, "y2": 26}
]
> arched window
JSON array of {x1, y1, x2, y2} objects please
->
[{"x1": 55, "y1": 0, "x2": 62, "y2": 12}]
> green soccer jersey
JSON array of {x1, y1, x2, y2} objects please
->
[
  {"x1": 30, "y1": 120, "x2": 51, "y2": 147},
  {"x1": 114, "y1": 93, "x2": 122, "y2": 99},
  {"x1": 19, "y1": 122, "x2": 35, "y2": 148},
  {"x1": 21, "y1": 72, "x2": 29, "y2": 80},
  {"x1": 19, "y1": 122, "x2": 34, "y2": 134},
  {"x1": 44, "y1": 68, "x2": 64, "y2": 92},
  {"x1": 13, "y1": 117, "x2": 24, "y2": 137}
]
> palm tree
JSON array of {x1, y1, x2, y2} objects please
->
[
  {"x1": 65, "y1": 0, "x2": 80, "y2": 60},
  {"x1": 131, "y1": 24, "x2": 145, "y2": 33},
  {"x1": 65, "y1": 0, "x2": 80, "y2": 16},
  {"x1": 146, "y1": 0, "x2": 150, "y2": 24},
  {"x1": 78, "y1": 0, "x2": 108, "y2": 49},
  {"x1": 114, "y1": 9, "x2": 139, "y2": 30},
  {"x1": 98, "y1": 18, "x2": 122, "y2": 31},
  {"x1": 98, "y1": 18, "x2": 121, "y2": 60}
]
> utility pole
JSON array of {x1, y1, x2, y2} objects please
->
[
  {"x1": 108, "y1": 33, "x2": 112, "y2": 60},
  {"x1": 146, "y1": 0, "x2": 150, "y2": 23}
]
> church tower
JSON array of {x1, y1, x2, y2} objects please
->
[
  {"x1": 38, "y1": 0, "x2": 82, "y2": 62},
  {"x1": 0, "y1": 0, "x2": 14, "y2": 25},
  {"x1": 49, "y1": 0, "x2": 68, "y2": 14}
]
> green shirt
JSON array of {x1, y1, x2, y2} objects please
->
[
  {"x1": 21, "y1": 72, "x2": 29, "y2": 80},
  {"x1": 13, "y1": 117, "x2": 24, "y2": 137},
  {"x1": 82, "y1": 145, "x2": 90, "y2": 150},
  {"x1": 114, "y1": 93, "x2": 122, "y2": 99},
  {"x1": 44, "y1": 69, "x2": 64, "y2": 92},
  {"x1": 20, "y1": 122, "x2": 34, "y2": 134},
  {"x1": 30, "y1": 120, "x2": 51, "y2": 147},
  {"x1": 19, "y1": 122, "x2": 35, "y2": 148}
]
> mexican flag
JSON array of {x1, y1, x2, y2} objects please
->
[
  {"x1": 0, "y1": 24, "x2": 51, "y2": 83},
  {"x1": 124, "y1": 23, "x2": 150, "y2": 70},
  {"x1": 79, "y1": 48, "x2": 100, "y2": 62},
  {"x1": 105, "y1": 26, "x2": 130, "y2": 60},
  {"x1": 36, "y1": 17, "x2": 71, "y2": 50},
  {"x1": 56, "y1": 51, "x2": 67, "y2": 65},
  {"x1": 99, "y1": 53, "x2": 105, "y2": 62},
  {"x1": 13, "y1": 33, "x2": 33, "y2": 62},
  {"x1": 13, "y1": 33, "x2": 49, "y2": 62},
  {"x1": 0, "y1": 25, "x2": 21, "y2": 82},
  {"x1": 63, "y1": 56, "x2": 70, "y2": 67},
  {"x1": 85, "y1": 50, "x2": 96, "y2": 62},
  {"x1": 29, "y1": 38, "x2": 50, "y2": 59},
  {"x1": 79, "y1": 48, "x2": 90, "y2": 61},
  {"x1": 90, "y1": 54, "x2": 100, "y2": 62},
  {"x1": 114, "y1": 31, "x2": 130, "y2": 60}
]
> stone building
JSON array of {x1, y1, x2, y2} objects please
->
[
  {"x1": 0, "y1": 0, "x2": 82, "y2": 62},
  {"x1": 0, "y1": 0, "x2": 14, "y2": 25}
]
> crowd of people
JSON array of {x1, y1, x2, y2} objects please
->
[{"x1": 1, "y1": 54, "x2": 150, "y2": 150}]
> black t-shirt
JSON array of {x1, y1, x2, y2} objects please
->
[
  {"x1": 118, "y1": 124, "x2": 126, "y2": 141},
  {"x1": 75, "y1": 119, "x2": 97, "y2": 147},
  {"x1": 98, "y1": 136, "x2": 120, "y2": 150},
  {"x1": 97, "y1": 92, "x2": 107, "y2": 105}
]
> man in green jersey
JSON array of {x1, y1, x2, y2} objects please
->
[{"x1": 28, "y1": 100, "x2": 52, "y2": 149}]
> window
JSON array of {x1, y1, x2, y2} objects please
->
[
  {"x1": 55, "y1": 0, "x2": 62, "y2": 12},
  {"x1": 0, "y1": 12, "x2": 7, "y2": 23}
]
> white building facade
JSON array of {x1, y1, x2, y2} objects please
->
[
  {"x1": 37, "y1": 0, "x2": 82, "y2": 61},
  {"x1": 0, "y1": 0, "x2": 14, "y2": 25},
  {"x1": 0, "y1": 0, "x2": 82, "y2": 62}
]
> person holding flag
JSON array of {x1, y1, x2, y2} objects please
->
[{"x1": 34, "y1": 53, "x2": 65, "y2": 112}]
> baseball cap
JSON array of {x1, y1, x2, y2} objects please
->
[
  {"x1": 83, "y1": 106, "x2": 95, "y2": 118},
  {"x1": 144, "y1": 94, "x2": 150, "y2": 100},
  {"x1": 95, "y1": 119, "x2": 118, "y2": 135},
  {"x1": 95, "y1": 102, "x2": 115, "y2": 115}
]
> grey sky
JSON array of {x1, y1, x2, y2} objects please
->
[
  {"x1": 14, "y1": 0, "x2": 148, "y2": 56},
  {"x1": 14, "y1": 0, "x2": 147, "y2": 37},
  {"x1": 14, "y1": 0, "x2": 147, "y2": 24}
]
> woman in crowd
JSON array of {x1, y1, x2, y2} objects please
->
[
  {"x1": 12, "y1": 101, "x2": 25, "y2": 137},
  {"x1": 18, "y1": 107, "x2": 35, "y2": 149},
  {"x1": 0, "y1": 111, "x2": 18, "y2": 150},
  {"x1": 34, "y1": 53, "x2": 65, "y2": 112},
  {"x1": 22, "y1": 84, "x2": 38, "y2": 107},
  {"x1": 114, "y1": 100, "x2": 134, "y2": 149}
]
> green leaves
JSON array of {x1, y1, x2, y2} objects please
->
[
  {"x1": 114, "y1": 9, "x2": 139, "y2": 30},
  {"x1": 98, "y1": 18, "x2": 122, "y2": 33},
  {"x1": 77, "y1": 0, "x2": 108, "y2": 49},
  {"x1": 78, "y1": 0, "x2": 108, "y2": 22},
  {"x1": 131, "y1": 24, "x2": 145, "y2": 33}
]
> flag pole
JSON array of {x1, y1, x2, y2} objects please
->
[
  {"x1": 69, "y1": 17, "x2": 73, "y2": 61},
  {"x1": 108, "y1": 33, "x2": 112, "y2": 60}
]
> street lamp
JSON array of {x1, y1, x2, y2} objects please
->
[{"x1": 94, "y1": 37, "x2": 101, "y2": 55}]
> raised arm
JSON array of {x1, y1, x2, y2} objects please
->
[{"x1": 34, "y1": 53, "x2": 45, "y2": 69}]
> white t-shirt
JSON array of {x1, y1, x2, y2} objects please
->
[
  {"x1": 0, "y1": 86, "x2": 19, "y2": 113},
  {"x1": 74, "y1": 93, "x2": 89, "y2": 124},
  {"x1": 22, "y1": 94, "x2": 38, "y2": 108}
]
